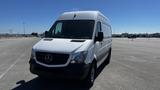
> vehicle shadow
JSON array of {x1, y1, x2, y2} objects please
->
[
  {"x1": 12, "y1": 62, "x2": 109, "y2": 90},
  {"x1": 12, "y1": 78, "x2": 89, "y2": 90}
]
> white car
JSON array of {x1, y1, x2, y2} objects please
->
[{"x1": 29, "y1": 11, "x2": 112, "y2": 86}]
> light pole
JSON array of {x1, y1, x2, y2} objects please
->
[
  {"x1": 9, "y1": 29, "x2": 13, "y2": 34},
  {"x1": 23, "y1": 22, "x2": 26, "y2": 36}
]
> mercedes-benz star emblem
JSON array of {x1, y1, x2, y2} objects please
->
[{"x1": 44, "y1": 54, "x2": 53, "y2": 63}]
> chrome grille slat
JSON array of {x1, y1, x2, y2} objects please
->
[{"x1": 36, "y1": 52, "x2": 69, "y2": 65}]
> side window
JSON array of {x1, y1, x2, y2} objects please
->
[{"x1": 96, "y1": 21, "x2": 101, "y2": 37}]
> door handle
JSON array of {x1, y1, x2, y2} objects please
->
[{"x1": 100, "y1": 42, "x2": 103, "y2": 45}]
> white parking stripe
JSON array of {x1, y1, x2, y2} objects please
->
[
  {"x1": 0, "y1": 61, "x2": 18, "y2": 79},
  {"x1": 0, "y1": 53, "x2": 26, "y2": 80}
]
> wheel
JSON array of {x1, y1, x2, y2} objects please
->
[
  {"x1": 83, "y1": 62, "x2": 96, "y2": 87},
  {"x1": 38, "y1": 75, "x2": 46, "y2": 80}
]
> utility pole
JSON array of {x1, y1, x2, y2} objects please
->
[
  {"x1": 23, "y1": 22, "x2": 26, "y2": 36},
  {"x1": 9, "y1": 29, "x2": 13, "y2": 34}
]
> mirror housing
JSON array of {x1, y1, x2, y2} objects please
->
[
  {"x1": 44, "y1": 31, "x2": 49, "y2": 37},
  {"x1": 96, "y1": 32, "x2": 104, "y2": 42}
]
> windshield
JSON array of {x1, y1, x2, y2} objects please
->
[{"x1": 46, "y1": 20, "x2": 95, "y2": 39}]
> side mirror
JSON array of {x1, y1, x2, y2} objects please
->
[
  {"x1": 44, "y1": 31, "x2": 49, "y2": 37},
  {"x1": 96, "y1": 32, "x2": 104, "y2": 41}
]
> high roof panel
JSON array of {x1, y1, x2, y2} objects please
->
[{"x1": 57, "y1": 11, "x2": 100, "y2": 20}]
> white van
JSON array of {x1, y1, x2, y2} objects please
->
[{"x1": 29, "y1": 11, "x2": 112, "y2": 86}]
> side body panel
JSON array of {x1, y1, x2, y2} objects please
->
[{"x1": 93, "y1": 14, "x2": 112, "y2": 68}]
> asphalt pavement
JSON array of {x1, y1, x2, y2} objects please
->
[{"x1": 0, "y1": 38, "x2": 160, "y2": 90}]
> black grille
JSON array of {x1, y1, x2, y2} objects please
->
[{"x1": 36, "y1": 52, "x2": 69, "y2": 65}]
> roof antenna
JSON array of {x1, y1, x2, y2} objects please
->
[{"x1": 73, "y1": 13, "x2": 76, "y2": 19}]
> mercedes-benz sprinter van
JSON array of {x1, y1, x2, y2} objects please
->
[{"x1": 29, "y1": 11, "x2": 112, "y2": 86}]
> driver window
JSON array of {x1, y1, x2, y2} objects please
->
[{"x1": 96, "y1": 21, "x2": 101, "y2": 37}]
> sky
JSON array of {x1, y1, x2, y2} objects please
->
[{"x1": 0, "y1": 0, "x2": 160, "y2": 34}]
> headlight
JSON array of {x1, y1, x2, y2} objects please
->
[
  {"x1": 70, "y1": 51, "x2": 88, "y2": 64},
  {"x1": 30, "y1": 49, "x2": 36, "y2": 59}
]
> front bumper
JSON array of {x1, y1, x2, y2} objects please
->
[{"x1": 29, "y1": 59, "x2": 91, "y2": 80}]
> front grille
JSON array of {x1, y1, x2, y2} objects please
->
[{"x1": 36, "y1": 52, "x2": 69, "y2": 65}]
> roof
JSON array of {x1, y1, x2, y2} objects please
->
[{"x1": 57, "y1": 11, "x2": 108, "y2": 21}]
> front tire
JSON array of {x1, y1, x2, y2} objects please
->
[{"x1": 83, "y1": 62, "x2": 96, "y2": 87}]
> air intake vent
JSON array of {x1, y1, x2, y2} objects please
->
[
  {"x1": 71, "y1": 40, "x2": 85, "y2": 42},
  {"x1": 43, "y1": 38, "x2": 53, "y2": 41}
]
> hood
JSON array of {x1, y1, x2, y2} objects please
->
[{"x1": 33, "y1": 38, "x2": 92, "y2": 53}]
